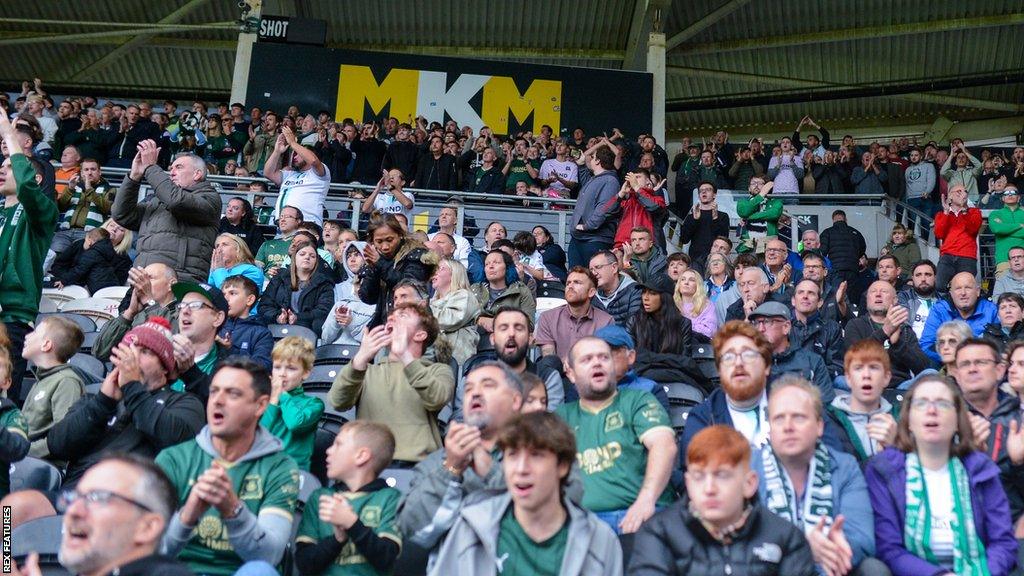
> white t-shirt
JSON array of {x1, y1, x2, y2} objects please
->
[
  {"x1": 727, "y1": 393, "x2": 770, "y2": 449},
  {"x1": 539, "y1": 158, "x2": 578, "y2": 194},
  {"x1": 519, "y1": 250, "x2": 555, "y2": 281},
  {"x1": 912, "y1": 298, "x2": 934, "y2": 339},
  {"x1": 923, "y1": 465, "x2": 956, "y2": 566},
  {"x1": 373, "y1": 189, "x2": 415, "y2": 223},
  {"x1": 274, "y1": 166, "x2": 331, "y2": 227}
]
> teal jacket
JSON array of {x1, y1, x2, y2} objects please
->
[
  {"x1": 0, "y1": 155, "x2": 58, "y2": 325},
  {"x1": 258, "y1": 386, "x2": 324, "y2": 470},
  {"x1": 988, "y1": 204, "x2": 1024, "y2": 265}
]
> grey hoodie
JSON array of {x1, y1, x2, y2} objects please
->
[
  {"x1": 428, "y1": 490, "x2": 622, "y2": 576},
  {"x1": 321, "y1": 241, "x2": 376, "y2": 345},
  {"x1": 162, "y1": 426, "x2": 296, "y2": 568},
  {"x1": 904, "y1": 161, "x2": 936, "y2": 200},
  {"x1": 829, "y1": 393, "x2": 896, "y2": 460}
]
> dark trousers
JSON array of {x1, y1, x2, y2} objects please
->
[
  {"x1": 936, "y1": 253, "x2": 978, "y2": 292},
  {"x1": 6, "y1": 321, "x2": 31, "y2": 407},
  {"x1": 568, "y1": 237, "x2": 611, "y2": 270}
]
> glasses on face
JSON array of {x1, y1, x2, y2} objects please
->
[
  {"x1": 589, "y1": 261, "x2": 615, "y2": 274},
  {"x1": 752, "y1": 318, "x2": 787, "y2": 329},
  {"x1": 58, "y1": 489, "x2": 153, "y2": 513},
  {"x1": 720, "y1": 349, "x2": 762, "y2": 366},
  {"x1": 910, "y1": 398, "x2": 955, "y2": 412},
  {"x1": 955, "y1": 358, "x2": 999, "y2": 370},
  {"x1": 765, "y1": 247, "x2": 786, "y2": 254},
  {"x1": 803, "y1": 264, "x2": 824, "y2": 270},
  {"x1": 177, "y1": 301, "x2": 214, "y2": 312}
]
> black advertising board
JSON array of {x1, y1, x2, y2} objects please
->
[
  {"x1": 257, "y1": 16, "x2": 327, "y2": 46},
  {"x1": 246, "y1": 44, "x2": 653, "y2": 136}
]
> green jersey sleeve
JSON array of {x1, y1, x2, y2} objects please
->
[
  {"x1": 295, "y1": 486, "x2": 326, "y2": 544},
  {"x1": 628, "y1": 390, "x2": 672, "y2": 440}
]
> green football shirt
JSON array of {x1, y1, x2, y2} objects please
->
[
  {"x1": 295, "y1": 484, "x2": 402, "y2": 576},
  {"x1": 0, "y1": 406, "x2": 27, "y2": 499},
  {"x1": 555, "y1": 388, "x2": 675, "y2": 512},
  {"x1": 495, "y1": 507, "x2": 569, "y2": 576},
  {"x1": 156, "y1": 438, "x2": 300, "y2": 576}
]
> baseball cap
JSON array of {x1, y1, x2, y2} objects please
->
[
  {"x1": 635, "y1": 274, "x2": 676, "y2": 295},
  {"x1": 172, "y1": 281, "x2": 228, "y2": 314},
  {"x1": 595, "y1": 325, "x2": 635, "y2": 350},
  {"x1": 748, "y1": 301, "x2": 791, "y2": 321}
]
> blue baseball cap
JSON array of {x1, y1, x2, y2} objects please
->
[{"x1": 595, "y1": 324, "x2": 635, "y2": 350}]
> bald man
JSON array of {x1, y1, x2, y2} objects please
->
[
  {"x1": 919, "y1": 272, "x2": 998, "y2": 364},
  {"x1": 843, "y1": 280, "x2": 933, "y2": 387}
]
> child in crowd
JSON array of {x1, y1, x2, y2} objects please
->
[
  {"x1": 826, "y1": 339, "x2": 900, "y2": 464},
  {"x1": 512, "y1": 231, "x2": 554, "y2": 281},
  {"x1": 49, "y1": 227, "x2": 121, "y2": 294},
  {"x1": 520, "y1": 372, "x2": 548, "y2": 413},
  {"x1": 295, "y1": 421, "x2": 402, "y2": 576},
  {"x1": 21, "y1": 316, "x2": 85, "y2": 461},
  {"x1": 218, "y1": 275, "x2": 274, "y2": 370},
  {"x1": 0, "y1": 351, "x2": 29, "y2": 499},
  {"x1": 259, "y1": 336, "x2": 324, "y2": 470}
]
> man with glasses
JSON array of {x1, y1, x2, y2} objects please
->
[
  {"x1": 952, "y1": 338, "x2": 1017, "y2": 445},
  {"x1": 589, "y1": 250, "x2": 642, "y2": 325},
  {"x1": 993, "y1": 245, "x2": 1024, "y2": 300},
  {"x1": 750, "y1": 302, "x2": 835, "y2": 403},
  {"x1": 798, "y1": 251, "x2": 849, "y2": 325},
  {"x1": 172, "y1": 282, "x2": 229, "y2": 406},
  {"x1": 990, "y1": 185, "x2": 1024, "y2": 279},
  {"x1": 762, "y1": 239, "x2": 794, "y2": 295}
]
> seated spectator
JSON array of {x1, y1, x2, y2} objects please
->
[
  {"x1": 49, "y1": 227, "x2": 122, "y2": 294},
  {"x1": 296, "y1": 421, "x2": 401, "y2": 575},
  {"x1": 359, "y1": 213, "x2": 434, "y2": 328},
  {"x1": 2, "y1": 317, "x2": 204, "y2": 528},
  {"x1": 626, "y1": 273, "x2": 692, "y2": 356},
  {"x1": 532, "y1": 225, "x2": 567, "y2": 283},
  {"x1": 989, "y1": 186, "x2": 1024, "y2": 279},
  {"x1": 851, "y1": 151, "x2": 887, "y2": 194},
  {"x1": 208, "y1": 233, "x2": 264, "y2": 290},
  {"x1": 751, "y1": 302, "x2": 835, "y2": 403},
  {"x1": 427, "y1": 204, "x2": 472, "y2": 267},
  {"x1": 630, "y1": 425, "x2": 815, "y2": 576},
  {"x1": 319, "y1": 220, "x2": 346, "y2": 264},
  {"x1": 93, "y1": 264, "x2": 178, "y2": 361},
  {"x1": 595, "y1": 324, "x2": 670, "y2": 411},
  {"x1": 218, "y1": 196, "x2": 264, "y2": 258},
  {"x1": 952, "y1": 338, "x2": 1017, "y2": 434},
  {"x1": 157, "y1": 359, "x2": 299, "y2": 574},
  {"x1": 430, "y1": 411, "x2": 622, "y2": 576},
  {"x1": 329, "y1": 303, "x2": 454, "y2": 463},
  {"x1": 589, "y1": 250, "x2": 642, "y2": 325},
  {"x1": 932, "y1": 320, "x2": 973, "y2": 381},
  {"x1": 556, "y1": 336, "x2": 677, "y2": 534},
  {"x1": 430, "y1": 258, "x2": 480, "y2": 366},
  {"x1": 218, "y1": 275, "x2": 273, "y2": 370},
  {"x1": 362, "y1": 168, "x2": 414, "y2": 223},
  {"x1": 736, "y1": 178, "x2": 782, "y2": 252},
  {"x1": 999, "y1": 342, "x2": 1024, "y2": 528},
  {"x1": 54, "y1": 145, "x2": 81, "y2": 197},
  {"x1": 753, "y1": 376, "x2": 881, "y2": 576},
  {"x1": 21, "y1": 316, "x2": 85, "y2": 461},
  {"x1": 255, "y1": 205, "x2": 301, "y2": 275},
  {"x1": 46, "y1": 157, "x2": 113, "y2": 273},
  {"x1": 865, "y1": 375, "x2": 1018, "y2": 576},
  {"x1": 674, "y1": 269, "x2": 717, "y2": 340},
  {"x1": 856, "y1": 254, "x2": 905, "y2": 312},
  {"x1": 828, "y1": 340, "x2": 900, "y2": 464},
  {"x1": 171, "y1": 281, "x2": 229, "y2": 401},
  {"x1": 789, "y1": 279, "x2": 844, "y2": 378},
  {"x1": 535, "y1": 266, "x2": 614, "y2": 360},
  {"x1": 703, "y1": 252, "x2": 734, "y2": 302},
  {"x1": 512, "y1": 230, "x2": 555, "y2": 282},
  {"x1": 994, "y1": 245, "x2": 1024, "y2": 300},
  {"x1": 521, "y1": 372, "x2": 548, "y2": 413},
  {"x1": 714, "y1": 253, "x2": 760, "y2": 323},
  {"x1": 0, "y1": 352, "x2": 28, "y2": 500},
  {"x1": 623, "y1": 226, "x2": 668, "y2": 284},
  {"x1": 798, "y1": 250, "x2": 851, "y2": 326},
  {"x1": 665, "y1": 251, "x2": 690, "y2": 281},
  {"x1": 920, "y1": 272, "x2": 998, "y2": 364},
  {"x1": 898, "y1": 259, "x2": 939, "y2": 339},
  {"x1": 471, "y1": 249, "x2": 535, "y2": 333},
  {"x1": 762, "y1": 239, "x2": 795, "y2": 296},
  {"x1": 258, "y1": 243, "x2": 334, "y2": 337},
  {"x1": 725, "y1": 267, "x2": 775, "y2": 322},
  {"x1": 843, "y1": 280, "x2": 933, "y2": 388},
  {"x1": 984, "y1": 293, "x2": 1024, "y2": 351},
  {"x1": 259, "y1": 337, "x2": 324, "y2": 471},
  {"x1": 112, "y1": 143, "x2": 220, "y2": 283},
  {"x1": 469, "y1": 148, "x2": 506, "y2": 196},
  {"x1": 322, "y1": 241, "x2": 376, "y2": 346},
  {"x1": 881, "y1": 223, "x2": 922, "y2": 271}
]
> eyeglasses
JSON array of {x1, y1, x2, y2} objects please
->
[
  {"x1": 58, "y1": 489, "x2": 153, "y2": 513},
  {"x1": 765, "y1": 248, "x2": 787, "y2": 254},
  {"x1": 177, "y1": 301, "x2": 214, "y2": 311},
  {"x1": 278, "y1": 214, "x2": 298, "y2": 221},
  {"x1": 720, "y1": 349, "x2": 763, "y2": 366},
  {"x1": 803, "y1": 264, "x2": 824, "y2": 270},
  {"x1": 910, "y1": 398, "x2": 955, "y2": 412},
  {"x1": 589, "y1": 261, "x2": 615, "y2": 274},
  {"x1": 752, "y1": 318, "x2": 788, "y2": 328},
  {"x1": 955, "y1": 358, "x2": 999, "y2": 370}
]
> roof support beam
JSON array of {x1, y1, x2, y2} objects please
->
[
  {"x1": 0, "y1": 31, "x2": 235, "y2": 50},
  {"x1": 675, "y1": 13, "x2": 1024, "y2": 54},
  {"x1": 0, "y1": 24, "x2": 234, "y2": 47},
  {"x1": 666, "y1": 0, "x2": 754, "y2": 51},
  {"x1": 622, "y1": 0, "x2": 651, "y2": 70},
  {"x1": 326, "y1": 44, "x2": 625, "y2": 60}
]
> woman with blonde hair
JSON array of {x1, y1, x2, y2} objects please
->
[
  {"x1": 674, "y1": 269, "x2": 718, "y2": 339},
  {"x1": 208, "y1": 232, "x2": 264, "y2": 290},
  {"x1": 430, "y1": 258, "x2": 481, "y2": 365},
  {"x1": 101, "y1": 218, "x2": 133, "y2": 283}
]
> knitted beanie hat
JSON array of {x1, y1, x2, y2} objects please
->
[{"x1": 121, "y1": 316, "x2": 176, "y2": 374}]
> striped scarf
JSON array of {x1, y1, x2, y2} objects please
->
[
  {"x1": 60, "y1": 183, "x2": 108, "y2": 231},
  {"x1": 762, "y1": 442, "x2": 833, "y2": 535},
  {"x1": 905, "y1": 453, "x2": 990, "y2": 575}
]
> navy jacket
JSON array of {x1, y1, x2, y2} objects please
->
[{"x1": 219, "y1": 315, "x2": 274, "y2": 370}]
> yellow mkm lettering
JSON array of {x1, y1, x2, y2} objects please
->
[{"x1": 336, "y1": 65, "x2": 418, "y2": 122}]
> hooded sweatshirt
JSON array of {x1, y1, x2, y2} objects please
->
[
  {"x1": 828, "y1": 394, "x2": 898, "y2": 463},
  {"x1": 158, "y1": 426, "x2": 299, "y2": 576},
  {"x1": 321, "y1": 241, "x2": 376, "y2": 345},
  {"x1": 23, "y1": 363, "x2": 85, "y2": 460},
  {"x1": 219, "y1": 315, "x2": 274, "y2": 370}
]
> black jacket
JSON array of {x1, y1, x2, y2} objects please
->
[
  {"x1": 359, "y1": 240, "x2": 434, "y2": 328},
  {"x1": 258, "y1": 267, "x2": 336, "y2": 338},
  {"x1": 770, "y1": 345, "x2": 835, "y2": 403},
  {"x1": 812, "y1": 163, "x2": 848, "y2": 194},
  {"x1": 469, "y1": 166, "x2": 506, "y2": 196},
  {"x1": 350, "y1": 137, "x2": 388, "y2": 185},
  {"x1": 52, "y1": 238, "x2": 122, "y2": 294},
  {"x1": 100, "y1": 554, "x2": 195, "y2": 576},
  {"x1": 679, "y1": 208, "x2": 730, "y2": 261},
  {"x1": 47, "y1": 383, "x2": 205, "y2": 487},
  {"x1": 633, "y1": 349, "x2": 710, "y2": 394},
  {"x1": 218, "y1": 217, "x2": 265, "y2": 257},
  {"x1": 383, "y1": 140, "x2": 420, "y2": 180},
  {"x1": 984, "y1": 321, "x2": 1024, "y2": 353},
  {"x1": 629, "y1": 500, "x2": 816, "y2": 576},
  {"x1": 842, "y1": 315, "x2": 934, "y2": 387},
  {"x1": 538, "y1": 241, "x2": 568, "y2": 283},
  {"x1": 790, "y1": 313, "x2": 844, "y2": 377},
  {"x1": 819, "y1": 220, "x2": 867, "y2": 274},
  {"x1": 412, "y1": 152, "x2": 459, "y2": 191}
]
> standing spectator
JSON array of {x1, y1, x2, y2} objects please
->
[
  {"x1": 361, "y1": 168, "x2": 415, "y2": 224},
  {"x1": 589, "y1": 250, "x2": 642, "y2": 325},
  {"x1": 383, "y1": 122, "x2": 418, "y2": 179},
  {"x1": 469, "y1": 147, "x2": 506, "y2": 196},
  {"x1": 993, "y1": 245, "x2": 1024, "y2": 299},
  {"x1": 736, "y1": 178, "x2": 783, "y2": 253},
  {"x1": 106, "y1": 104, "x2": 160, "y2": 169},
  {"x1": 812, "y1": 151, "x2": 848, "y2": 194},
  {"x1": 113, "y1": 142, "x2": 220, "y2": 283},
  {"x1": 690, "y1": 149, "x2": 727, "y2": 191},
  {"x1": 359, "y1": 213, "x2": 434, "y2": 328},
  {"x1": 843, "y1": 281, "x2": 933, "y2": 388},
  {"x1": 851, "y1": 151, "x2": 887, "y2": 195},
  {"x1": 535, "y1": 266, "x2": 614, "y2": 360},
  {"x1": 258, "y1": 243, "x2": 334, "y2": 338},
  {"x1": 727, "y1": 145, "x2": 765, "y2": 192},
  {"x1": 607, "y1": 170, "x2": 667, "y2": 251},
  {"x1": 920, "y1": 272, "x2": 998, "y2": 364},
  {"x1": 820, "y1": 209, "x2": 867, "y2": 283},
  {"x1": 329, "y1": 303, "x2": 455, "y2": 463},
  {"x1": 430, "y1": 412, "x2": 622, "y2": 576},
  {"x1": 987, "y1": 185, "x2": 1024, "y2": 278},
  {"x1": 568, "y1": 145, "x2": 619, "y2": 268},
  {"x1": 349, "y1": 122, "x2": 388, "y2": 185},
  {"x1": 793, "y1": 115, "x2": 830, "y2": 158},
  {"x1": 242, "y1": 111, "x2": 279, "y2": 174},
  {"x1": 878, "y1": 148, "x2": 905, "y2": 202},
  {"x1": 264, "y1": 127, "x2": 330, "y2": 227},
  {"x1": 0, "y1": 109, "x2": 58, "y2": 404},
  {"x1": 218, "y1": 196, "x2": 264, "y2": 258},
  {"x1": 904, "y1": 148, "x2": 937, "y2": 237},
  {"x1": 679, "y1": 182, "x2": 730, "y2": 262},
  {"x1": 940, "y1": 143, "x2": 984, "y2": 204},
  {"x1": 412, "y1": 135, "x2": 458, "y2": 190},
  {"x1": 532, "y1": 225, "x2": 567, "y2": 283},
  {"x1": 767, "y1": 138, "x2": 804, "y2": 197},
  {"x1": 934, "y1": 184, "x2": 982, "y2": 290},
  {"x1": 47, "y1": 157, "x2": 112, "y2": 273},
  {"x1": 539, "y1": 141, "x2": 578, "y2": 199}
]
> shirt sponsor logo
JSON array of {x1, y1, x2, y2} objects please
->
[{"x1": 577, "y1": 441, "x2": 622, "y2": 474}]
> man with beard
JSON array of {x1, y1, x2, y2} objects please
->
[
  {"x1": 790, "y1": 279, "x2": 843, "y2": 377},
  {"x1": 920, "y1": 271, "x2": 998, "y2": 364},
  {"x1": 535, "y1": 266, "x2": 614, "y2": 360},
  {"x1": 897, "y1": 259, "x2": 938, "y2": 339},
  {"x1": 556, "y1": 337, "x2": 676, "y2": 535},
  {"x1": 844, "y1": 281, "x2": 933, "y2": 388},
  {"x1": 751, "y1": 302, "x2": 835, "y2": 403},
  {"x1": 264, "y1": 126, "x2": 329, "y2": 227},
  {"x1": 411, "y1": 135, "x2": 458, "y2": 191}
]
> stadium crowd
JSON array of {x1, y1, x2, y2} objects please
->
[{"x1": 2, "y1": 79, "x2": 1024, "y2": 576}]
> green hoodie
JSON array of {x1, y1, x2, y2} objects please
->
[
  {"x1": 0, "y1": 154, "x2": 58, "y2": 325},
  {"x1": 259, "y1": 386, "x2": 324, "y2": 471}
]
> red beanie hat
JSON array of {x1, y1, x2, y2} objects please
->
[{"x1": 120, "y1": 316, "x2": 176, "y2": 374}]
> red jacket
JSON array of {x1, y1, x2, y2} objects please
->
[
  {"x1": 606, "y1": 187, "x2": 666, "y2": 248},
  {"x1": 934, "y1": 207, "x2": 982, "y2": 258}
]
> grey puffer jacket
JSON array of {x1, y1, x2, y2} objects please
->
[
  {"x1": 595, "y1": 273, "x2": 643, "y2": 325},
  {"x1": 113, "y1": 165, "x2": 221, "y2": 282},
  {"x1": 428, "y1": 490, "x2": 621, "y2": 576}
]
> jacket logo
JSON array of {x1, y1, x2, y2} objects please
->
[
  {"x1": 239, "y1": 474, "x2": 263, "y2": 500},
  {"x1": 604, "y1": 411, "x2": 623, "y2": 432},
  {"x1": 753, "y1": 542, "x2": 782, "y2": 564},
  {"x1": 361, "y1": 505, "x2": 382, "y2": 528}
]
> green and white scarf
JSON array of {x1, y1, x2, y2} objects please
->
[
  {"x1": 904, "y1": 453, "x2": 990, "y2": 576},
  {"x1": 60, "y1": 183, "x2": 108, "y2": 231},
  {"x1": 761, "y1": 441, "x2": 833, "y2": 534}
]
